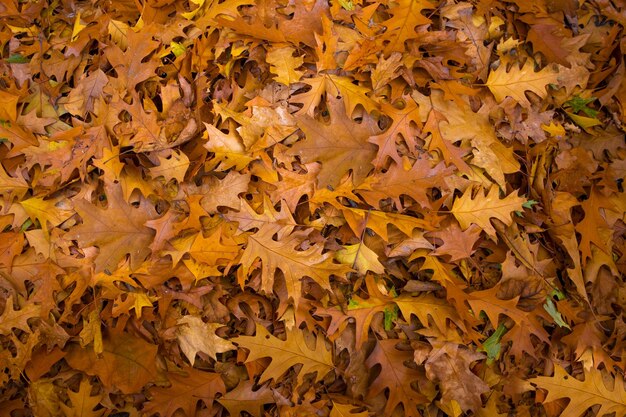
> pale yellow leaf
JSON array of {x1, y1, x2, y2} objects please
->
[{"x1": 176, "y1": 316, "x2": 235, "y2": 365}]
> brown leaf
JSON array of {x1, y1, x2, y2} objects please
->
[
  {"x1": 365, "y1": 339, "x2": 431, "y2": 417},
  {"x1": 288, "y1": 96, "x2": 381, "y2": 188},
  {"x1": 65, "y1": 183, "x2": 155, "y2": 273},
  {"x1": 425, "y1": 341, "x2": 489, "y2": 412},
  {"x1": 66, "y1": 329, "x2": 158, "y2": 394},
  {"x1": 144, "y1": 367, "x2": 225, "y2": 417}
]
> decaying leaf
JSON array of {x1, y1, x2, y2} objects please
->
[{"x1": 175, "y1": 316, "x2": 236, "y2": 365}]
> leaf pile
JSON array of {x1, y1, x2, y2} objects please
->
[{"x1": 0, "y1": 0, "x2": 625, "y2": 416}]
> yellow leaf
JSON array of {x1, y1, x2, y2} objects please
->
[
  {"x1": 330, "y1": 402, "x2": 369, "y2": 417},
  {"x1": 108, "y1": 20, "x2": 129, "y2": 50},
  {"x1": 170, "y1": 41, "x2": 187, "y2": 57},
  {"x1": 437, "y1": 399, "x2": 463, "y2": 417},
  {"x1": 266, "y1": 46, "x2": 304, "y2": 85},
  {"x1": 71, "y1": 12, "x2": 87, "y2": 42},
  {"x1": 566, "y1": 111, "x2": 602, "y2": 131},
  {"x1": 496, "y1": 37, "x2": 520, "y2": 55},
  {"x1": 486, "y1": 61, "x2": 559, "y2": 107},
  {"x1": 132, "y1": 292, "x2": 156, "y2": 318},
  {"x1": 181, "y1": 0, "x2": 207, "y2": 19},
  {"x1": 203, "y1": 122, "x2": 254, "y2": 171},
  {"x1": 451, "y1": 185, "x2": 526, "y2": 237},
  {"x1": 325, "y1": 74, "x2": 379, "y2": 115},
  {"x1": 93, "y1": 146, "x2": 124, "y2": 182},
  {"x1": 336, "y1": 243, "x2": 385, "y2": 274},
  {"x1": 541, "y1": 121, "x2": 566, "y2": 137},
  {"x1": 19, "y1": 196, "x2": 74, "y2": 236}
]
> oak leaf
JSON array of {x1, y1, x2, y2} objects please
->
[
  {"x1": 365, "y1": 339, "x2": 430, "y2": 417},
  {"x1": 203, "y1": 122, "x2": 254, "y2": 171},
  {"x1": 335, "y1": 243, "x2": 385, "y2": 275},
  {"x1": 486, "y1": 61, "x2": 559, "y2": 107},
  {"x1": 66, "y1": 329, "x2": 158, "y2": 394},
  {"x1": 424, "y1": 341, "x2": 489, "y2": 412},
  {"x1": 287, "y1": 96, "x2": 381, "y2": 188},
  {"x1": 19, "y1": 196, "x2": 73, "y2": 236},
  {"x1": 291, "y1": 74, "x2": 379, "y2": 117},
  {"x1": 357, "y1": 157, "x2": 453, "y2": 210},
  {"x1": 240, "y1": 224, "x2": 351, "y2": 303},
  {"x1": 430, "y1": 223, "x2": 482, "y2": 261},
  {"x1": 0, "y1": 164, "x2": 29, "y2": 203},
  {"x1": 185, "y1": 228, "x2": 241, "y2": 271},
  {"x1": 369, "y1": 98, "x2": 420, "y2": 167},
  {"x1": 465, "y1": 285, "x2": 550, "y2": 358},
  {"x1": 451, "y1": 185, "x2": 526, "y2": 237},
  {"x1": 217, "y1": 380, "x2": 275, "y2": 417},
  {"x1": 64, "y1": 68, "x2": 108, "y2": 116},
  {"x1": 0, "y1": 296, "x2": 40, "y2": 336},
  {"x1": 575, "y1": 187, "x2": 617, "y2": 263},
  {"x1": 266, "y1": 46, "x2": 304, "y2": 85},
  {"x1": 381, "y1": 0, "x2": 433, "y2": 53},
  {"x1": 422, "y1": 109, "x2": 472, "y2": 173},
  {"x1": 341, "y1": 207, "x2": 432, "y2": 241},
  {"x1": 175, "y1": 316, "x2": 235, "y2": 365},
  {"x1": 319, "y1": 277, "x2": 392, "y2": 347},
  {"x1": 200, "y1": 171, "x2": 251, "y2": 213},
  {"x1": 329, "y1": 402, "x2": 369, "y2": 417},
  {"x1": 104, "y1": 29, "x2": 160, "y2": 92},
  {"x1": 59, "y1": 378, "x2": 105, "y2": 417},
  {"x1": 413, "y1": 89, "x2": 519, "y2": 188},
  {"x1": 395, "y1": 293, "x2": 467, "y2": 335},
  {"x1": 65, "y1": 183, "x2": 155, "y2": 273},
  {"x1": 533, "y1": 366, "x2": 626, "y2": 417},
  {"x1": 234, "y1": 324, "x2": 333, "y2": 385},
  {"x1": 143, "y1": 367, "x2": 225, "y2": 417},
  {"x1": 0, "y1": 120, "x2": 39, "y2": 157}
]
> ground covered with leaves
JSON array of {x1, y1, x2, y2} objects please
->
[{"x1": 0, "y1": 0, "x2": 625, "y2": 416}]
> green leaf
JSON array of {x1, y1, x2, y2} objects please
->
[
  {"x1": 543, "y1": 297, "x2": 570, "y2": 329},
  {"x1": 522, "y1": 200, "x2": 539, "y2": 209},
  {"x1": 383, "y1": 305, "x2": 398, "y2": 330},
  {"x1": 479, "y1": 324, "x2": 507, "y2": 364},
  {"x1": 338, "y1": 0, "x2": 354, "y2": 10},
  {"x1": 20, "y1": 219, "x2": 33, "y2": 232},
  {"x1": 564, "y1": 95, "x2": 598, "y2": 118},
  {"x1": 549, "y1": 288, "x2": 566, "y2": 301},
  {"x1": 6, "y1": 54, "x2": 29, "y2": 63},
  {"x1": 170, "y1": 41, "x2": 186, "y2": 57}
]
